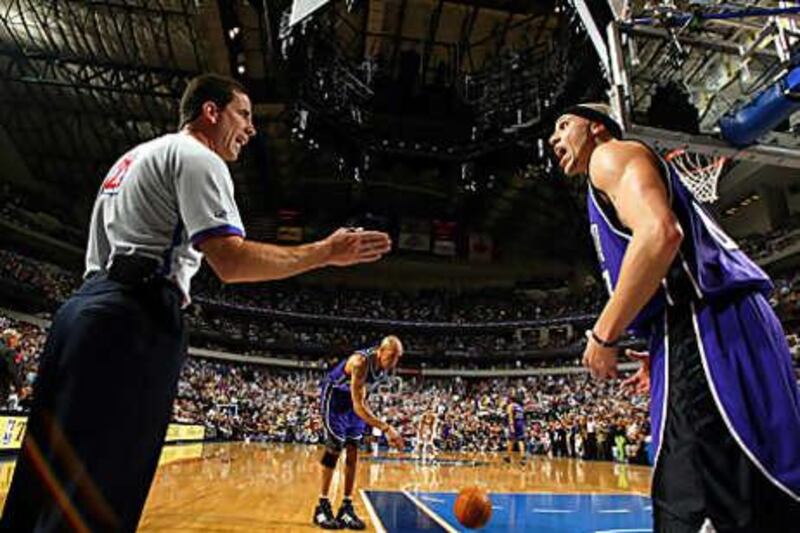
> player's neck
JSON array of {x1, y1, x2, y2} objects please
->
[{"x1": 585, "y1": 135, "x2": 616, "y2": 176}]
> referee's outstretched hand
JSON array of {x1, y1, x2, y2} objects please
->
[{"x1": 325, "y1": 227, "x2": 392, "y2": 266}]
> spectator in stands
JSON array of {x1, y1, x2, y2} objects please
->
[{"x1": 0, "y1": 328, "x2": 23, "y2": 397}]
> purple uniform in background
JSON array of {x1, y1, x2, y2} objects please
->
[
  {"x1": 321, "y1": 347, "x2": 389, "y2": 447},
  {"x1": 508, "y1": 402, "x2": 525, "y2": 441},
  {"x1": 587, "y1": 146, "x2": 800, "y2": 501}
]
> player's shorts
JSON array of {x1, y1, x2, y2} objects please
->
[
  {"x1": 417, "y1": 429, "x2": 434, "y2": 443},
  {"x1": 506, "y1": 424, "x2": 524, "y2": 441},
  {"x1": 320, "y1": 383, "x2": 366, "y2": 450},
  {"x1": 652, "y1": 301, "x2": 800, "y2": 532}
]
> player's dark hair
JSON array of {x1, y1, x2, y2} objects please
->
[{"x1": 179, "y1": 74, "x2": 247, "y2": 129}]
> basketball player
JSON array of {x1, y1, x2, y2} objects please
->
[
  {"x1": 1, "y1": 74, "x2": 392, "y2": 532},
  {"x1": 503, "y1": 392, "x2": 526, "y2": 464},
  {"x1": 549, "y1": 103, "x2": 800, "y2": 531},
  {"x1": 415, "y1": 405, "x2": 439, "y2": 463},
  {"x1": 314, "y1": 336, "x2": 405, "y2": 530}
]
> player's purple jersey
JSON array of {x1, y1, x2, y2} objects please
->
[
  {"x1": 323, "y1": 346, "x2": 388, "y2": 394},
  {"x1": 586, "y1": 148, "x2": 772, "y2": 336},
  {"x1": 508, "y1": 402, "x2": 525, "y2": 439},
  {"x1": 320, "y1": 346, "x2": 390, "y2": 444},
  {"x1": 509, "y1": 403, "x2": 524, "y2": 426},
  {"x1": 587, "y1": 144, "x2": 800, "y2": 498}
]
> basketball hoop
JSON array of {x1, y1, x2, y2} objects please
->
[{"x1": 665, "y1": 148, "x2": 727, "y2": 203}]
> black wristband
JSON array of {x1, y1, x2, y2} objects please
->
[{"x1": 590, "y1": 330, "x2": 620, "y2": 348}]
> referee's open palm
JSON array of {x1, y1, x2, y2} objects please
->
[{"x1": 326, "y1": 228, "x2": 392, "y2": 266}]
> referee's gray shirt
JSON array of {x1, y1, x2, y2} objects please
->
[{"x1": 85, "y1": 132, "x2": 244, "y2": 304}]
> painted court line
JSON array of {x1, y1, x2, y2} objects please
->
[
  {"x1": 402, "y1": 490, "x2": 459, "y2": 533},
  {"x1": 359, "y1": 489, "x2": 387, "y2": 533},
  {"x1": 598, "y1": 509, "x2": 632, "y2": 514},
  {"x1": 594, "y1": 529, "x2": 652, "y2": 533},
  {"x1": 532, "y1": 508, "x2": 575, "y2": 513},
  {"x1": 409, "y1": 489, "x2": 650, "y2": 496}
]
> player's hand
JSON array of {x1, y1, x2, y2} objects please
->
[
  {"x1": 324, "y1": 228, "x2": 392, "y2": 267},
  {"x1": 385, "y1": 426, "x2": 404, "y2": 449},
  {"x1": 620, "y1": 349, "x2": 650, "y2": 395},
  {"x1": 582, "y1": 333, "x2": 618, "y2": 380}
]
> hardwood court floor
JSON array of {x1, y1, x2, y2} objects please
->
[
  {"x1": 139, "y1": 443, "x2": 651, "y2": 531},
  {"x1": 0, "y1": 442, "x2": 653, "y2": 531}
]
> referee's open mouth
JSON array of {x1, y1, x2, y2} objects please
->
[{"x1": 234, "y1": 134, "x2": 249, "y2": 154}]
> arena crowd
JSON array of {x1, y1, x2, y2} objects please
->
[{"x1": 1, "y1": 244, "x2": 799, "y2": 466}]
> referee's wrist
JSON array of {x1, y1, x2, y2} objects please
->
[{"x1": 586, "y1": 329, "x2": 620, "y2": 348}]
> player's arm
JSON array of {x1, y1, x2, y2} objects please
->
[
  {"x1": 589, "y1": 142, "x2": 683, "y2": 344},
  {"x1": 347, "y1": 355, "x2": 389, "y2": 431},
  {"x1": 198, "y1": 228, "x2": 390, "y2": 283},
  {"x1": 348, "y1": 355, "x2": 404, "y2": 449},
  {"x1": 507, "y1": 404, "x2": 515, "y2": 427}
]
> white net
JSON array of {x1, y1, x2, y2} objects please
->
[{"x1": 665, "y1": 148, "x2": 726, "y2": 203}]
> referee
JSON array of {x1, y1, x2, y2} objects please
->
[{"x1": 0, "y1": 74, "x2": 391, "y2": 532}]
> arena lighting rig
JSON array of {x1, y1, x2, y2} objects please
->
[{"x1": 277, "y1": 0, "x2": 598, "y2": 172}]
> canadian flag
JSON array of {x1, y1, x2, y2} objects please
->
[{"x1": 469, "y1": 233, "x2": 493, "y2": 263}]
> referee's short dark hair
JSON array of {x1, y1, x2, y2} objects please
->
[{"x1": 179, "y1": 74, "x2": 247, "y2": 129}]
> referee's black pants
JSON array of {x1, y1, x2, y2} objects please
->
[
  {"x1": 0, "y1": 275, "x2": 186, "y2": 532},
  {"x1": 653, "y1": 303, "x2": 800, "y2": 532}
]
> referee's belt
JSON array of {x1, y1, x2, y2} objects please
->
[{"x1": 107, "y1": 255, "x2": 163, "y2": 286}]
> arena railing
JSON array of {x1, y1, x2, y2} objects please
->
[{"x1": 192, "y1": 297, "x2": 598, "y2": 332}]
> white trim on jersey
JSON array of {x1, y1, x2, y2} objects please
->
[{"x1": 691, "y1": 302, "x2": 800, "y2": 502}]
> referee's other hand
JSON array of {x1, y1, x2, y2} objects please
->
[{"x1": 325, "y1": 228, "x2": 392, "y2": 266}]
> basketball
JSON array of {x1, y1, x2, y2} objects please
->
[{"x1": 454, "y1": 486, "x2": 492, "y2": 529}]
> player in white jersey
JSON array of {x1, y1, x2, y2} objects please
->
[
  {"x1": 1, "y1": 74, "x2": 392, "y2": 532},
  {"x1": 415, "y1": 407, "x2": 439, "y2": 463}
]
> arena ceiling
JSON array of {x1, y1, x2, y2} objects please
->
[
  {"x1": 0, "y1": 0, "x2": 604, "y2": 270},
  {"x1": 0, "y1": 0, "x2": 209, "y2": 220}
]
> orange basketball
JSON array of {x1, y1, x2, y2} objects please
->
[{"x1": 453, "y1": 486, "x2": 492, "y2": 529}]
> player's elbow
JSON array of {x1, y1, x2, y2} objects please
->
[
  {"x1": 353, "y1": 405, "x2": 367, "y2": 419},
  {"x1": 653, "y1": 219, "x2": 683, "y2": 258}
]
